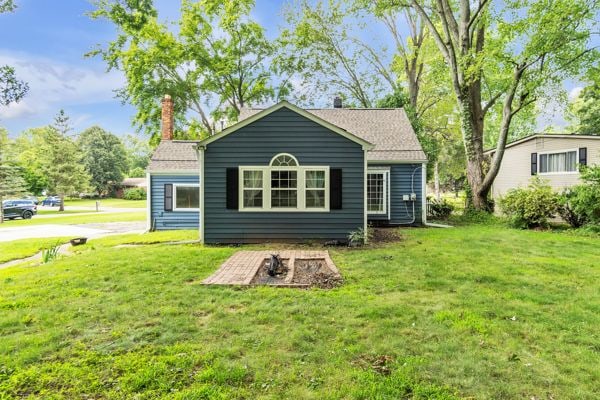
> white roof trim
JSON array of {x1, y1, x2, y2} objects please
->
[
  {"x1": 484, "y1": 134, "x2": 600, "y2": 155},
  {"x1": 199, "y1": 101, "x2": 375, "y2": 150}
]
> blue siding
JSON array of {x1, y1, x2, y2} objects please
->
[
  {"x1": 204, "y1": 107, "x2": 365, "y2": 243},
  {"x1": 368, "y1": 164, "x2": 424, "y2": 225},
  {"x1": 150, "y1": 175, "x2": 199, "y2": 230}
]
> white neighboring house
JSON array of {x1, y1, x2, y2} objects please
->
[{"x1": 485, "y1": 134, "x2": 600, "y2": 199}]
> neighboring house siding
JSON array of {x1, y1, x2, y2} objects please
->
[
  {"x1": 150, "y1": 174, "x2": 199, "y2": 230},
  {"x1": 368, "y1": 164, "x2": 424, "y2": 225},
  {"x1": 203, "y1": 107, "x2": 364, "y2": 243},
  {"x1": 492, "y1": 137, "x2": 600, "y2": 199}
]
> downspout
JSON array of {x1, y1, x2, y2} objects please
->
[
  {"x1": 146, "y1": 172, "x2": 152, "y2": 231},
  {"x1": 422, "y1": 162, "x2": 427, "y2": 224},
  {"x1": 363, "y1": 148, "x2": 368, "y2": 244},
  {"x1": 198, "y1": 144, "x2": 206, "y2": 244}
]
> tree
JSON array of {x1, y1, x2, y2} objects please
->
[
  {"x1": 52, "y1": 109, "x2": 73, "y2": 137},
  {"x1": 78, "y1": 126, "x2": 128, "y2": 195},
  {"x1": 0, "y1": 128, "x2": 27, "y2": 223},
  {"x1": 570, "y1": 67, "x2": 600, "y2": 134},
  {"x1": 123, "y1": 133, "x2": 151, "y2": 174},
  {"x1": 0, "y1": 2, "x2": 28, "y2": 107},
  {"x1": 401, "y1": 0, "x2": 598, "y2": 210},
  {"x1": 14, "y1": 127, "x2": 52, "y2": 194},
  {"x1": 89, "y1": 0, "x2": 278, "y2": 143},
  {"x1": 43, "y1": 129, "x2": 89, "y2": 211}
]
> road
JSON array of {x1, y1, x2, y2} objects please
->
[{"x1": 0, "y1": 221, "x2": 146, "y2": 242}]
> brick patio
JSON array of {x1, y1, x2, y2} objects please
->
[{"x1": 202, "y1": 250, "x2": 339, "y2": 285}]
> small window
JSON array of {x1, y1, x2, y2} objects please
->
[
  {"x1": 305, "y1": 170, "x2": 326, "y2": 208},
  {"x1": 367, "y1": 171, "x2": 388, "y2": 214},
  {"x1": 173, "y1": 185, "x2": 199, "y2": 211},
  {"x1": 270, "y1": 153, "x2": 298, "y2": 167},
  {"x1": 242, "y1": 170, "x2": 264, "y2": 208},
  {"x1": 539, "y1": 150, "x2": 577, "y2": 174}
]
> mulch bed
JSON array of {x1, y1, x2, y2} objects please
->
[
  {"x1": 371, "y1": 228, "x2": 403, "y2": 244},
  {"x1": 250, "y1": 256, "x2": 342, "y2": 289}
]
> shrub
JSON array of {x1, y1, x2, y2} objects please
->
[
  {"x1": 556, "y1": 166, "x2": 600, "y2": 228},
  {"x1": 499, "y1": 177, "x2": 559, "y2": 229},
  {"x1": 124, "y1": 188, "x2": 147, "y2": 200},
  {"x1": 347, "y1": 227, "x2": 372, "y2": 246},
  {"x1": 427, "y1": 198, "x2": 454, "y2": 220}
]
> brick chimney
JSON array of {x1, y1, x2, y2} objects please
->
[{"x1": 161, "y1": 94, "x2": 174, "y2": 141}]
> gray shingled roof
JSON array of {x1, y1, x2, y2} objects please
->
[
  {"x1": 148, "y1": 140, "x2": 199, "y2": 172},
  {"x1": 148, "y1": 106, "x2": 426, "y2": 172}
]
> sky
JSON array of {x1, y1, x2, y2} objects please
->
[{"x1": 0, "y1": 0, "x2": 590, "y2": 138}]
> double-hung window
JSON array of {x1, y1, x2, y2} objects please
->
[
  {"x1": 539, "y1": 150, "x2": 578, "y2": 174},
  {"x1": 173, "y1": 184, "x2": 200, "y2": 211},
  {"x1": 367, "y1": 169, "x2": 389, "y2": 215},
  {"x1": 239, "y1": 153, "x2": 329, "y2": 212}
]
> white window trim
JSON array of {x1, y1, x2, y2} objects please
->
[
  {"x1": 537, "y1": 148, "x2": 580, "y2": 175},
  {"x1": 269, "y1": 153, "x2": 299, "y2": 167},
  {"x1": 367, "y1": 168, "x2": 390, "y2": 216},
  {"x1": 239, "y1": 165, "x2": 330, "y2": 212},
  {"x1": 172, "y1": 183, "x2": 200, "y2": 212}
]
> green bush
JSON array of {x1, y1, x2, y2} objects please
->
[
  {"x1": 499, "y1": 177, "x2": 559, "y2": 229},
  {"x1": 123, "y1": 188, "x2": 147, "y2": 200},
  {"x1": 557, "y1": 166, "x2": 600, "y2": 228},
  {"x1": 427, "y1": 198, "x2": 454, "y2": 220}
]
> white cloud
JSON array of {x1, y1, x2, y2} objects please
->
[
  {"x1": 568, "y1": 86, "x2": 583, "y2": 101},
  {"x1": 0, "y1": 51, "x2": 124, "y2": 120}
]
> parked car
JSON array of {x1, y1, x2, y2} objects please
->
[
  {"x1": 2, "y1": 199, "x2": 37, "y2": 220},
  {"x1": 41, "y1": 196, "x2": 62, "y2": 207},
  {"x1": 24, "y1": 195, "x2": 39, "y2": 205}
]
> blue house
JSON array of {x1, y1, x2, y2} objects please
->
[{"x1": 147, "y1": 96, "x2": 427, "y2": 244}]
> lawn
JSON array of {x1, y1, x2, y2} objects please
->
[
  {"x1": 1, "y1": 211, "x2": 146, "y2": 227},
  {"x1": 0, "y1": 237, "x2": 71, "y2": 264},
  {"x1": 64, "y1": 198, "x2": 147, "y2": 209},
  {"x1": 0, "y1": 225, "x2": 598, "y2": 399}
]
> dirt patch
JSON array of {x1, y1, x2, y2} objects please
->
[
  {"x1": 371, "y1": 228, "x2": 403, "y2": 244},
  {"x1": 250, "y1": 258, "x2": 290, "y2": 285},
  {"x1": 292, "y1": 258, "x2": 343, "y2": 289},
  {"x1": 352, "y1": 354, "x2": 395, "y2": 376}
]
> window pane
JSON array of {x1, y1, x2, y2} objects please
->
[
  {"x1": 543, "y1": 151, "x2": 577, "y2": 173},
  {"x1": 243, "y1": 170, "x2": 262, "y2": 188},
  {"x1": 367, "y1": 173, "x2": 385, "y2": 212},
  {"x1": 271, "y1": 170, "x2": 297, "y2": 189},
  {"x1": 272, "y1": 189, "x2": 297, "y2": 208},
  {"x1": 306, "y1": 189, "x2": 325, "y2": 208},
  {"x1": 306, "y1": 170, "x2": 325, "y2": 188},
  {"x1": 243, "y1": 189, "x2": 263, "y2": 207},
  {"x1": 175, "y1": 186, "x2": 199, "y2": 209}
]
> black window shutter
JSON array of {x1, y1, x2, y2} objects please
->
[
  {"x1": 531, "y1": 153, "x2": 537, "y2": 176},
  {"x1": 330, "y1": 168, "x2": 342, "y2": 209},
  {"x1": 579, "y1": 147, "x2": 587, "y2": 166},
  {"x1": 226, "y1": 168, "x2": 239, "y2": 210},
  {"x1": 164, "y1": 184, "x2": 173, "y2": 211}
]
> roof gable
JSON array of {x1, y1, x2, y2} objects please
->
[
  {"x1": 484, "y1": 133, "x2": 600, "y2": 155},
  {"x1": 199, "y1": 101, "x2": 374, "y2": 150}
]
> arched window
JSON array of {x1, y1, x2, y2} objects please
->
[{"x1": 270, "y1": 153, "x2": 299, "y2": 167}]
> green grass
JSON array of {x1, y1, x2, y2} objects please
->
[
  {"x1": 1, "y1": 225, "x2": 599, "y2": 399},
  {"x1": 2, "y1": 211, "x2": 146, "y2": 227},
  {"x1": 65, "y1": 198, "x2": 146, "y2": 208},
  {"x1": 0, "y1": 238, "x2": 71, "y2": 264}
]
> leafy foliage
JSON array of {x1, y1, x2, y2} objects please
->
[
  {"x1": 499, "y1": 177, "x2": 559, "y2": 229},
  {"x1": 427, "y1": 198, "x2": 454, "y2": 220},
  {"x1": 123, "y1": 187, "x2": 146, "y2": 200},
  {"x1": 78, "y1": 126, "x2": 128, "y2": 195},
  {"x1": 0, "y1": 128, "x2": 28, "y2": 223},
  {"x1": 0, "y1": 65, "x2": 28, "y2": 107},
  {"x1": 89, "y1": 0, "x2": 277, "y2": 142},
  {"x1": 558, "y1": 165, "x2": 600, "y2": 228},
  {"x1": 570, "y1": 67, "x2": 600, "y2": 135}
]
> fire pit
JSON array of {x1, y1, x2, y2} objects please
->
[{"x1": 203, "y1": 250, "x2": 342, "y2": 288}]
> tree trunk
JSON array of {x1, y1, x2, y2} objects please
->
[
  {"x1": 59, "y1": 194, "x2": 65, "y2": 212},
  {"x1": 434, "y1": 161, "x2": 441, "y2": 201},
  {"x1": 0, "y1": 195, "x2": 4, "y2": 224}
]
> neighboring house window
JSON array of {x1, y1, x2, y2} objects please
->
[
  {"x1": 239, "y1": 153, "x2": 329, "y2": 212},
  {"x1": 367, "y1": 169, "x2": 389, "y2": 214},
  {"x1": 539, "y1": 150, "x2": 578, "y2": 174},
  {"x1": 173, "y1": 184, "x2": 200, "y2": 211}
]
